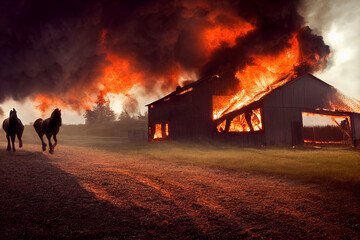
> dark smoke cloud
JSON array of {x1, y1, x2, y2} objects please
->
[
  {"x1": 0, "y1": 0, "x2": 105, "y2": 102},
  {"x1": 0, "y1": 0, "x2": 330, "y2": 108},
  {"x1": 200, "y1": 1, "x2": 330, "y2": 77}
]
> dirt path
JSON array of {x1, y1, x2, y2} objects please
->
[{"x1": 0, "y1": 145, "x2": 359, "y2": 239}]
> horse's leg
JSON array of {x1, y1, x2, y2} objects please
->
[
  {"x1": 47, "y1": 135, "x2": 54, "y2": 154},
  {"x1": 6, "y1": 134, "x2": 11, "y2": 151},
  {"x1": 53, "y1": 134, "x2": 57, "y2": 149},
  {"x1": 38, "y1": 134, "x2": 47, "y2": 151},
  {"x1": 11, "y1": 134, "x2": 16, "y2": 152},
  {"x1": 17, "y1": 131, "x2": 23, "y2": 148}
]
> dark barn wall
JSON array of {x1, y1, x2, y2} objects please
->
[
  {"x1": 262, "y1": 75, "x2": 345, "y2": 146},
  {"x1": 215, "y1": 131, "x2": 266, "y2": 147},
  {"x1": 148, "y1": 85, "x2": 213, "y2": 140},
  {"x1": 351, "y1": 113, "x2": 360, "y2": 140}
]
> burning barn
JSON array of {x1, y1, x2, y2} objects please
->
[{"x1": 147, "y1": 74, "x2": 360, "y2": 147}]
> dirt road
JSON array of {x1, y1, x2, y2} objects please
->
[{"x1": 0, "y1": 145, "x2": 359, "y2": 239}]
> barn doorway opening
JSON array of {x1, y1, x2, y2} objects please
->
[{"x1": 302, "y1": 112, "x2": 352, "y2": 145}]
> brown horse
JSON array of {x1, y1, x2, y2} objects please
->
[
  {"x1": 33, "y1": 108, "x2": 62, "y2": 154},
  {"x1": 2, "y1": 108, "x2": 24, "y2": 152}
]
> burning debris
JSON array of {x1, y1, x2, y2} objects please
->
[{"x1": 0, "y1": 0, "x2": 330, "y2": 117}]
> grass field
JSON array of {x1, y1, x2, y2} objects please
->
[
  {"x1": 15, "y1": 124, "x2": 360, "y2": 186},
  {"x1": 1, "y1": 125, "x2": 359, "y2": 239}
]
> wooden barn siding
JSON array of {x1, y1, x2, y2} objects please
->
[
  {"x1": 148, "y1": 86, "x2": 213, "y2": 140},
  {"x1": 262, "y1": 75, "x2": 340, "y2": 146},
  {"x1": 215, "y1": 132, "x2": 265, "y2": 147},
  {"x1": 351, "y1": 113, "x2": 360, "y2": 140}
]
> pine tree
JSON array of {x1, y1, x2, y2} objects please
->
[{"x1": 84, "y1": 102, "x2": 116, "y2": 125}]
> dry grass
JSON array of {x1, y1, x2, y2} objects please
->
[
  {"x1": 141, "y1": 143, "x2": 360, "y2": 185},
  {"x1": 1, "y1": 126, "x2": 359, "y2": 239},
  {"x1": 9, "y1": 124, "x2": 360, "y2": 185}
]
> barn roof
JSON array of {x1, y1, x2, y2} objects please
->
[
  {"x1": 147, "y1": 73, "x2": 360, "y2": 115},
  {"x1": 146, "y1": 75, "x2": 220, "y2": 106}
]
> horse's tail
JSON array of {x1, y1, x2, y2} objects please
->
[
  {"x1": 2, "y1": 118, "x2": 9, "y2": 133},
  {"x1": 33, "y1": 118, "x2": 43, "y2": 135}
]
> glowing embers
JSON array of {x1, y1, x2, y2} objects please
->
[
  {"x1": 153, "y1": 123, "x2": 169, "y2": 140},
  {"x1": 302, "y1": 112, "x2": 352, "y2": 145},
  {"x1": 177, "y1": 87, "x2": 193, "y2": 96},
  {"x1": 216, "y1": 108, "x2": 263, "y2": 133}
]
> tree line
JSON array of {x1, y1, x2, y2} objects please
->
[{"x1": 83, "y1": 102, "x2": 147, "y2": 125}]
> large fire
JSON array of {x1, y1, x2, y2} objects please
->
[
  {"x1": 226, "y1": 108, "x2": 262, "y2": 133},
  {"x1": 202, "y1": 12, "x2": 254, "y2": 54},
  {"x1": 213, "y1": 35, "x2": 300, "y2": 120},
  {"x1": 32, "y1": 4, "x2": 258, "y2": 114},
  {"x1": 31, "y1": 2, "x2": 334, "y2": 121}
]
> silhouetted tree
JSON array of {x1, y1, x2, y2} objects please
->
[
  {"x1": 118, "y1": 111, "x2": 131, "y2": 121},
  {"x1": 138, "y1": 111, "x2": 148, "y2": 121},
  {"x1": 84, "y1": 102, "x2": 116, "y2": 125}
]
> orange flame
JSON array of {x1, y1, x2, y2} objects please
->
[
  {"x1": 32, "y1": 2, "x2": 259, "y2": 114},
  {"x1": 213, "y1": 35, "x2": 301, "y2": 120},
  {"x1": 202, "y1": 14, "x2": 254, "y2": 54},
  {"x1": 98, "y1": 54, "x2": 144, "y2": 102},
  {"x1": 219, "y1": 108, "x2": 262, "y2": 133},
  {"x1": 153, "y1": 124, "x2": 163, "y2": 139}
]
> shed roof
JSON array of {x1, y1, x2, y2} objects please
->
[{"x1": 146, "y1": 75, "x2": 220, "y2": 106}]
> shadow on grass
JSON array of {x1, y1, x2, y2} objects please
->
[{"x1": 0, "y1": 150, "x2": 203, "y2": 239}]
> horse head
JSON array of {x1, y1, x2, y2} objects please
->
[
  {"x1": 9, "y1": 108, "x2": 17, "y2": 119},
  {"x1": 51, "y1": 108, "x2": 62, "y2": 126},
  {"x1": 51, "y1": 108, "x2": 61, "y2": 117}
]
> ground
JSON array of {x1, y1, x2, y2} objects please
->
[{"x1": 0, "y1": 141, "x2": 359, "y2": 239}]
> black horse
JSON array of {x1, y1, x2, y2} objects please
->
[
  {"x1": 2, "y1": 108, "x2": 24, "y2": 152},
  {"x1": 33, "y1": 108, "x2": 62, "y2": 154}
]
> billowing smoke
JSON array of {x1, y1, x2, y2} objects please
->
[
  {"x1": 123, "y1": 94, "x2": 140, "y2": 117},
  {"x1": 0, "y1": 107, "x2": 4, "y2": 117},
  {"x1": 0, "y1": 0, "x2": 330, "y2": 116}
]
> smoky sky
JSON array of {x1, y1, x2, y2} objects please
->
[{"x1": 0, "y1": 0, "x2": 330, "y2": 105}]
